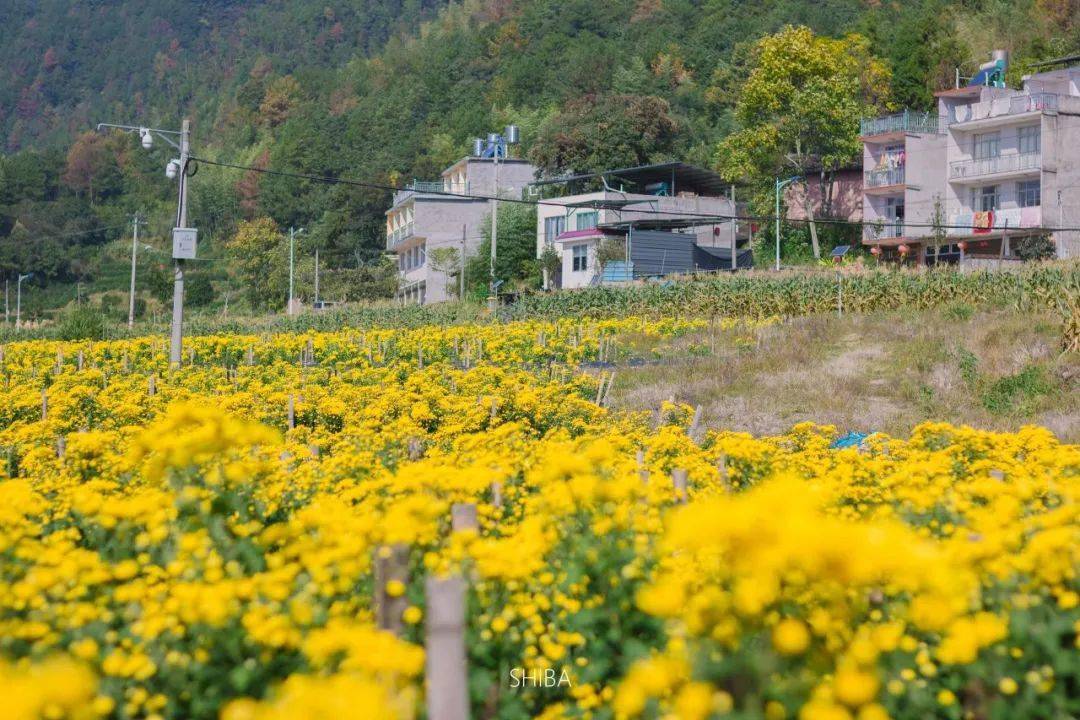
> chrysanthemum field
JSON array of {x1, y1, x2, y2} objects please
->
[{"x1": 0, "y1": 317, "x2": 1076, "y2": 720}]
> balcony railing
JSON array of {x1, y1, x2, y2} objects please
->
[
  {"x1": 860, "y1": 110, "x2": 941, "y2": 137},
  {"x1": 385, "y1": 222, "x2": 415, "y2": 249},
  {"x1": 392, "y1": 180, "x2": 470, "y2": 206},
  {"x1": 865, "y1": 166, "x2": 905, "y2": 188},
  {"x1": 949, "y1": 92, "x2": 1058, "y2": 124},
  {"x1": 950, "y1": 152, "x2": 1040, "y2": 179},
  {"x1": 864, "y1": 220, "x2": 909, "y2": 241}
]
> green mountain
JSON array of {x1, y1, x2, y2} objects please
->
[{"x1": 1, "y1": 0, "x2": 1077, "y2": 319}]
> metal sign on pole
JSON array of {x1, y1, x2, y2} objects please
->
[{"x1": 171, "y1": 227, "x2": 198, "y2": 259}]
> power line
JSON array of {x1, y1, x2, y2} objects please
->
[{"x1": 191, "y1": 156, "x2": 1080, "y2": 233}]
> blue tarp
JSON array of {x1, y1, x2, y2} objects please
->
[{"x1": 831, "y1": 432, "x2": 870, "y2": 449}]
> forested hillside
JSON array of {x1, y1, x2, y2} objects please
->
[{"x1": 2, "y1": 0, "x2": 1078, "y2": 318}]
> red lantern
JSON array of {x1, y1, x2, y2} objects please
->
[
  {"x1": 870, "y1": 246, "x2": 881, "y2": 256},
  {"x1": 957, "y1": 241, "x2": 968, "y2": 252},
  {"x1": 898, "y1": 244, "x2": 910, "y2": 255}
]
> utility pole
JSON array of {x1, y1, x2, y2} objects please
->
[
  {"x1": 730, "y1": 184, "x2": 737, "y2": 271},
  {"x1": 169, "y1": 118, "x2": 191, "y2": 367},
  {"x1": 314, "y1": 248, "x2": 320, "y2": 306},
  {"x1": 4, "y1": 278, "x2": 8, "y2": 326},
  {"x1": 489, "y1": 145, "x2": 499, "y2": 312},
  {"x1": 460, "y1": 224, "x2": 466, "y2": 299},
  {"x1": 128, "y1": 214, "x2": 143, "y2": 329},
  {"x1": 287, "y1": 226, "x2": 304, "y2": 315}
]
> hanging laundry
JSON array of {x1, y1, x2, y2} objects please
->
[
  {"x1": 1020, "y1": 205, "x2": 1041, "y2": 227},
  {"x1": 973, "y1": 210, "x2": 994, "y2": 234}
]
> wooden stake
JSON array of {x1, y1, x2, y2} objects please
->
[
  {"x1": 425, "y1": 575, "x2": 470, "y2": 720},
  {"x1": 718, "y1": 453, "x2": 730, "y2": 491},
  {"x1": 56, "y1": 435, "x2": 66, "y2": 459},
  {"x1": 375, "y1": 544, "x2": 411, "y2": 637},
  {"x1": 287, "y1": 395, "x2": 295, "y2": 430},
  {"x1": 77, "y1": 350, "x2": 84, "y2": 371},
  {"x1": 41, "y1": 389, "x2": 48, "y2": 421},
  {"x1": 407, "y1": 437, "x2": 423, "y2": 461},
  {"x1": 451, "y1": 503, "x2": 478, "y2": 532},
  {"x1": 491, "y1": 481, "x2": 503, "y2": 510},
  {"x1": 602, "y1": 371, "x2": 616, "y2": 407},
  {"x1": 672, "y1": 468, "x2": 688, "y2": 504},
  {"x1": 148, "y1": 374, "x2": 157, "y2": 396},
  {"x1": 246, "y1": 346, "x2": 254, "y2": 366}
]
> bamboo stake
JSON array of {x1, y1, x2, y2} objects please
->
[{"x1": 425, "y1": 575, "x2": 469, "y2": 720}]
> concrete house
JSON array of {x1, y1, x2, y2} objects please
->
[
  {"x1": 860, "y1": 52, "x2": 1080, "y2": 264},
  {"x1": 386, "y1": 155, "x2": 536, "y2": 304},
  {"x1": 532, "y1": 163, "x2": 743, "y2": 288}
]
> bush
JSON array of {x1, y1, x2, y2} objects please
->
[
  {"x1": 57, "y1": 305, "x2": 108, "y2": 340},
  {"x1": 185, "y1": 272, "x2": 215, "y2": 308}
]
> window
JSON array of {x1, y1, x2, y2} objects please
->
[
  {"x1": 544, "y1": 216, "x2": 565, "y2": 245},
  {"x1": 1018, "y1": 180, "x2": 1041, "y2": 207},
  {"x1": 973, "y1": 132, "x2": 1000, "y2": 160},
  {"x1": 576, "y1": 211, "x2": 599, "y2": 230},
  {"x1": 1018, "y1": 125, "x2": 1040, "y2": 155},
  {"x1": 973, "y1": 185, "x2": 999, "y2": 212},
  {"x1": 572, "y1": 244, "x2": 588, "y2": 272}
]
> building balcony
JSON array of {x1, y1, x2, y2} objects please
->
[
  {"x1": 948, "y1": 93, "x2": 1058, "y2": 127},
  {"x1": 949, "y1": 152, "x2": 1040, "y2": 181},
  {"x1": 864, "y1": 166, "x2": 905, "y2": 192},
  {"x1": 392, "y1": 180, "x2": 470, "y2": 207},
  {"x1": 386, "y1": 222, "x2": 416, "y2": 250},
  {"x1": 863, "y1": 220, "x2": 912, "y2": 245},
  {"x1": 947, "y1": 206, "x2": 1042, "y2": 236},
  {"x1": 860, "y1": 111, "x2": 941, "y2": 139}
]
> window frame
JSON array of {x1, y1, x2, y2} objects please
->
[
  {"x1": 1017, "y1": 180, "x2": 1041, "y2": 208},
  {"x1": 571, "y1": 244, "x2": 589, "y2": 272},
  {"x1": 1017, "y1": 125, "x2": 1041, "y2": 155},
  {"x1": 544, "y1": 216, "x2": 566, "y2": 245},
  {"x1": 576, "y1": 211, "x2": 599, "y2": 231},
  {"x1": 972, "y1": 132, "x2": 1001, "y2": 160}
]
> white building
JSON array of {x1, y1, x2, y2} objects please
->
[
  {"x1": 385, "y1": 155, "x2": 535, "y2": 304},
  {"x1": 860, "y1": 54, "x2": 1080, "y2": 264},
  {"x1": 533, "y1": 163, "x2": 741, "y2": 288}
]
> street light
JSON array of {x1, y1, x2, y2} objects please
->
[
  {"x1": 97, "y1": 120, "x2": 192, "y2": 365},
  {"x1": 16, "y1": 272, "x2": 33, "y2": 330},
  {"x1": 774, "y1": 176, "x2": 801, "y2": 272},
  {"x1": 475, "y1": 125, "x2": 519, "y2": 312}
]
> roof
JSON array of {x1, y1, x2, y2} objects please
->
[
  {"x1": 562, "y1": 198, "x2": 644, "y2": 210},
  {"x1": 555, "y1": 228, "x2": 611, "y2": 243},
  {"x1": 531, "y1": 162, "x2": 731, "y2": 197},
  {"x1": 600, "y1": 216, "x2": 733, "y2": 231},
  {"x1": 934, "y1": 85, "x2": 984, "y2": 98}
]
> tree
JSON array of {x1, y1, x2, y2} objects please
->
[
  {"x1": 61, "y1": 132, "x2": 122, "y2": 205},
  {"x1": 225, "y1": 218, "x2": 288, "y2": 309},
  {"x1": 464, "y1": 202, "x2": 539, "y2": 299},
  {"x1": 528, "y1": 94, "x2": 679, "y2": 177},
  {"x1": 716, "y1": 26, "x2": 892, "y2": 259},
  {"x1": 428, "y1": 246, "x2": 463, "y2": 299}
]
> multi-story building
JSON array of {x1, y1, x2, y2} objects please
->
[
  {"x1": 860, "y1": 54, "x2": 1080, "y2": 264},
  {"x1": 385, "y1": 155, "x2": 535, "y2": 304},
  {"x1": 533, "y1": 162, "x2": 741, "y2": 288}
]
